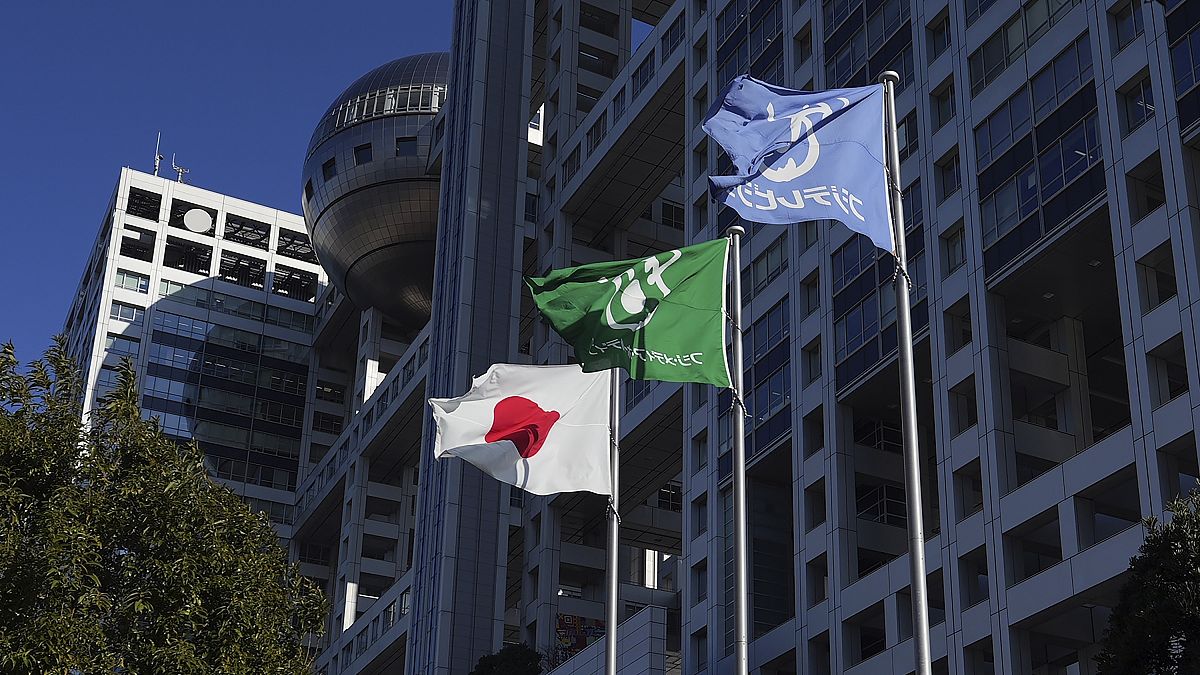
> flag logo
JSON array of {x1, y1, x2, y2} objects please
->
[
  {"x1": 600, "y1": 249, "x2": 682, "y2": 331},
  {"x1": 486, "y1": 396, "x2": 560, "y2": 459},
  {"x1": 526, "y1": 238, "x2": 731, "y2": 387},
  {"x1": 760, "y1": 98, "x2": 849, "y2": 183}
]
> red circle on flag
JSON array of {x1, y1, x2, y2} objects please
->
[{"x1": 486, "y1": 396, "x2": 561, "y2": 459}]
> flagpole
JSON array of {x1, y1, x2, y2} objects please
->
[
  {"x1": 881, "y1": 71, "x2": 933, "y2": 675},
  {"x1": 605, "y1": 367, "x2": 621, "y2": 675},
  {"x1": 725, "y1": 224, "x2": 750, "y2": 675}
]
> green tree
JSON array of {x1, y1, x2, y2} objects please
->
[
  {"x1": 469, "y1": 643, "x2": 545, "y2": 675},
  {"x1": 0, "y1": 340, "x2": 326, "y2": 674},
  {"x1": 1097, "y1": 490, "x2": 1200, "y2": 674}
]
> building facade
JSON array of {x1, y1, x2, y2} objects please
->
[
  {"x1": 293, "y1": 0, "x2": 1200, "y2": 673},
  {"x1": 64, "y1": 167, "x2": 326, "y2": 536}
]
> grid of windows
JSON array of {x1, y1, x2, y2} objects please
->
[
  {"x1": 1037, "y1": 113, "x2": 1102, "y2": 198},
  {"x1": 744, "y1": 233, "x2": 788, "y2": 302},
  {"x1": 1030, "y1": 34, "x2": 1092, "y2": 121},
  {"x1": 975, "y1": 87, "x2": 1032, "y2": 168},
  {"x1": 832, "y1": 236, "x2": 876, "y2": 292}
]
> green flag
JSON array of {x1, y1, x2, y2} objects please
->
[{"x1": 525, "y1": 238, "x2": 731, "y2": 387}]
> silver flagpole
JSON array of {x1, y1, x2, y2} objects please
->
[
  {"x1": 881, "y1": 71, "x2": 933, "y2": 675},
  {"x1": 726, "y1": 225, "x2": 750, "y2": 675},
  {"x1": 605, "y1": 367, "x2": 621, "y2": 675}
]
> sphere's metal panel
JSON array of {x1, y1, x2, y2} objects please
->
[{"x1": 301, "y1": 52, "x2": 449, "y2": 328}]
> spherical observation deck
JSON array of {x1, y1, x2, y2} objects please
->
[{"x1": 301, "y1": 52, "x2": 449, "y2": 328}]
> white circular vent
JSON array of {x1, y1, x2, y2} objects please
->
[{"x1": 183, "y1": 208, "x2": 213, "y2": 233}]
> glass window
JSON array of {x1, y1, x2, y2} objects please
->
[
  {"x1": 276, "y1": 229, "x2": 318, "y2": 264},
  {"x1": 632, "y1": 53, "x2": 656, "y2": 95},
  {"x1": 746, "y1": 233, "x2": 788, "y2": 301},
  {"x1": 974, "y1": 86, "x2": 1031, "y2": 168},
  {"x1": 1031, "y1": 34, "x2": 1093, "y2": 120},
  {"x1": 867, "y1": 0, "x2": 910, "y2": 45},
  {"x1": 932, "y1": 81, "x2": 955, "y2": 130},
  {"x1": 120, "y1": 226, "x2": 155, "y2": 262},
  {"x1": 928, "y1": 15, "x2": 951, "y2": 62},
  {"x1": 937, "y1": 152, "x2": 961, "y2": 202},
  {"x1": 896, "y1": 112, "x2": 919, "y2": 161},
  {"x1": 152, "y1": 311, "x2": 209, "y2": 341},
  {"x1": 109, "y1": 301, "x2": 144, "y2": 324},
  {"x1": 271, "y1": 265, "x2": 318, "y2": 303},
  {"x1": 1120, "y1": 76, "x2": 1155, "y2": 135},
  {"x1": 354, "y1": 143, "x2": 373, "y2": 165},
  {"x1": 218, "y1": 252, "x2": 266, "y2": 289},
  {"x1": 965, "y1": 0, "x2": 999, "y2": 26},
  {"x1": 716, "y1": 0, "x2": 748, "y2": 44},
  {"x1": 941, "y1": 225, "x2": 967, "y2": 276},
  {"x1": 1037, "y1": 113, "x2": 1101, "y2": 198},
  {"x1": 1112, "y1": 1, "x2": 1144, "y2": 52},
  {"x1": 321, "y1": 158, "x2": 337, "y2": 181},
  {"x1": 968, "y1": 13, "x2": 1025, "y2": 95},
  {"x1": 822, "y1": 0, "x2": 862, "y2": 30},
  {"x1": 210, "y1": 292, "x2": 264, "y2": 322},
  {"x1": 660, "y1": 200, "x2": 685, "y2": 230},
  {"x1": 1172, "y1": 29, "x2": 1200, "y2": 94},
  {"x1": 834, "y1": 295, "x2": 879, "y2": 362},
  {"x1": 223, "y1": 214, "x2": 271, "y2": 250},
  {"x1": 126, "y1": 187, "x2": 162, "y2": 221},
  {"x1": 580, "y1": 2, "x2": 619, "y2": 36},
  {"x1": 832, "y1": 235, "x2": 876, "y2": 291},
  {"x1": 981, "y1": 164, "x2": 1038, "y2": 246},
  {"x1": 115, "y1": 269, "x2": 150, "y2": 293},
  {"x1": 163, "y1": 237, "x2": 212, "y2": 276},
  {"x1": 825, "y1": 29, "x2": 865, "y2": 86},
  {"x1": 105, "y1": 333, "x2": 140, "y2": 357},
  {"x1": 586, "y1": 111, "x2": 608, "y2": 153}
]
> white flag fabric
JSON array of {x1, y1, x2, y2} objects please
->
[{"x1": 429, "y1": 363, "x2": 612, "y2": 496}]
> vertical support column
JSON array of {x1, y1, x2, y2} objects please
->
[
  {"x1": 1059, "y1": 317, "x2": 1095, "y2": 451},
  {"x1": 522, "y1": 500, "x2": 562, "y2": 658},
  {"x1": 354, "y1": 307, "x2": 386, "y2": 406},
  {"x1": 338, "y1": 457, "x2": 371, "y2": 631}
]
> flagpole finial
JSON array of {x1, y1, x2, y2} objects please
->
[
  {"x1": 725, "y1": 225, "x2": 746, "y2": 238},
  {"x1": 880, "y1": 71, "x2": 901, "y2": 85}
]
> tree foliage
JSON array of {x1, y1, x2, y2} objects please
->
[
  {"x1": 469, "y1": 642, "x2": 545, "y2": 675},
  {"x1": 0, "y1": 339, "x2": 326, "y2": 674},
  {"x1": 1097, "y1": 490, "x2": 1200, "y2": 674}
]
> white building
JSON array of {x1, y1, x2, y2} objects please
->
[{"x1": 64, "y1": 167, "x2": 327, "y2": 536}]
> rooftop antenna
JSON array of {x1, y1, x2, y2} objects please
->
[
  {"x1": 171, "y1": 153, "x2": 189, "y2": 183},
  {"x1": 153, "y1": 131, "x2": 164, "y2": 177}
]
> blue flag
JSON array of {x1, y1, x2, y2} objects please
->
[{"x1": 703, "y1": 76, "x2": 894, "y2": 254}]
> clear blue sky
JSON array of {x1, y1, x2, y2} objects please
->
[{"x1": 0, "y1": 2, "x2": 452, "y2": 363}]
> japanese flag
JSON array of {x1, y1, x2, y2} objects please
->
[{"x1": 429, "y1": 364, "x2": 612, "y2": 496}]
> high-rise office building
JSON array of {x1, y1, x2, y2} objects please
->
[
  {"x1": 64, "y1": 167, "x2": 326, "y2": 535},
  {"x1": 293, "y1": 0, "x2": 1200, "y2": 673}
]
